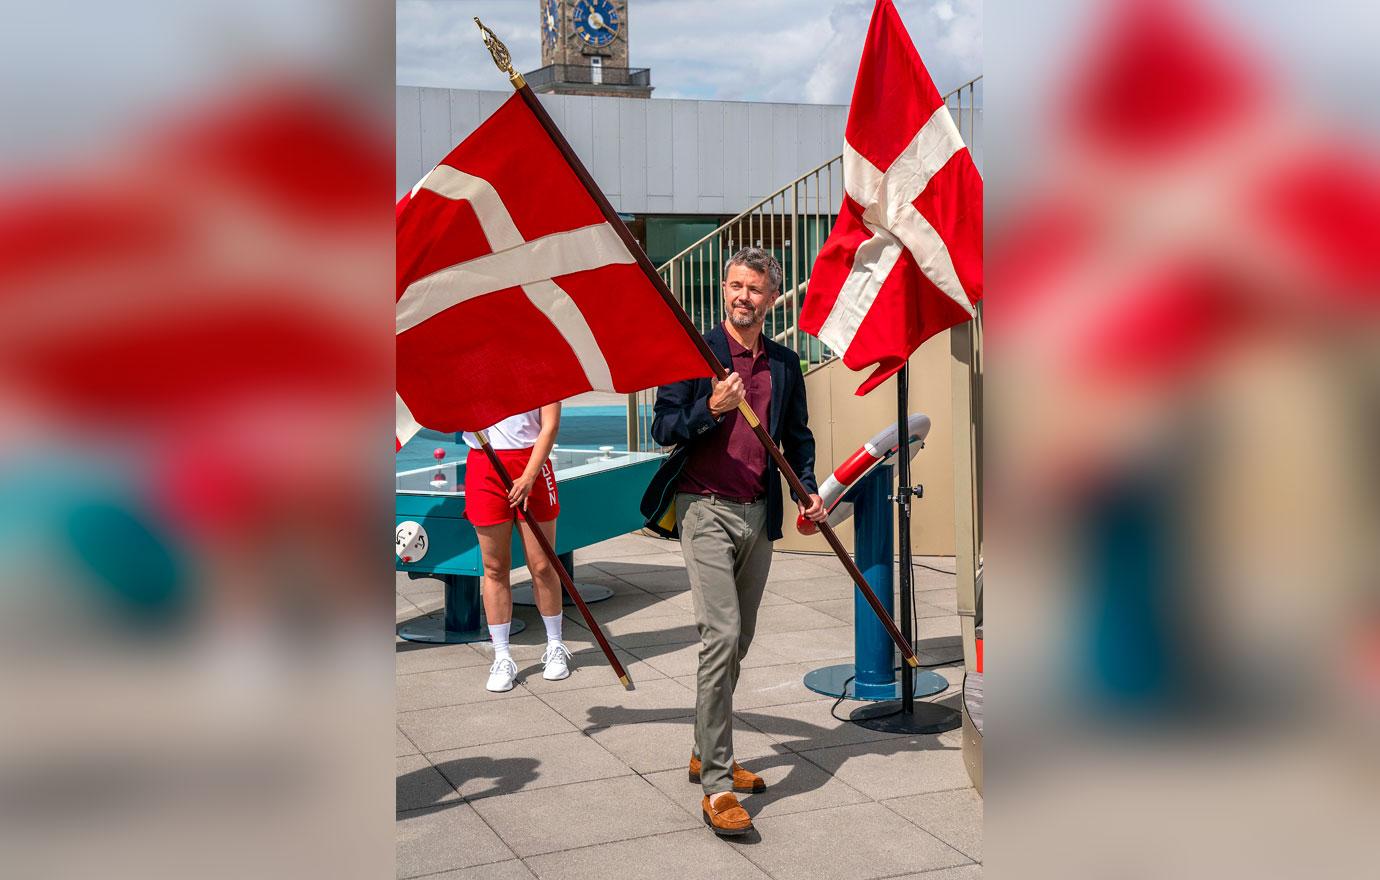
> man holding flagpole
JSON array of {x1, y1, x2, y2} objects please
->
[{"x1": 641, "y1": 247, "x2": 826, "y2": 836}]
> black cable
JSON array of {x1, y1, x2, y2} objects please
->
[
  {"x1": 911, "y1": 561, "x2": 958, "y2": 576},
  {"x1": 828, "y1": 654, "x2": 965, "y2": 724}
]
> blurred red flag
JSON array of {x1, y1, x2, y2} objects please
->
[
  {"x1": 800, "y1": 0, "x2": 984, "y2": 395},
  {"x1": 395, "y1": 93, "x2": 712, "y2": 447},
  {"x1": 996, "y1": 0, "x2": 1380, "y2": 390}
]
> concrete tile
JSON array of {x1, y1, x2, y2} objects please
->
[
  {"x1": 397, "y1": 664, "x2": 530, "y2": 712},
  {"x1": 764, "y1": 555, "x2": 843, "y2": 581},
  {"x1": 397, "y1": 727, "x2": 419, "y2": 757},
  {"x1": 917, "y1": 588, "x2": 958, "y2": 612},
  {"x1": 594, "y1": 601, "x2": 698, "y2": 629},
  {"x1": 395, "y1": 641, "x2": 490, "y2": 675},
  {"x1": 537, "y1": 677, "x2": 696, "y2": 731},
  {"x1": 644, "y1": 752, "x2": 870, "y2": 821},
  {"x1": 398, "y1": 581, "x2": 443, "y2": 603},
  {"x1": 587, "y1": 714, "x2": 782, "y2": 774},
  {"x1": 797, "y1": 598, "x2": 854, "y2": 623},
  {"x1": 517, "y1": 645, "x2": 668, "y2": 694},
  {"x1": 749, "y1": 602, "x2": 848, "y2": 635},
  {"x1": 524, "y1": 827, "x2": 770, "y2": 880},
  {"x1": 913, "y1": 555, "x2": 957, "y2": 573},
  {"x1": 739, "y1": 802, "x2": 970, "y2": 880},
  {"x1": 660, "y1": 586, "x2": 792, "y2": 613},
  {"x1": 914, "y1": 600, "x2": 955, "y2": 619},
  {"x1": 469, "y1": 776, "x2": 697, "y2": 857},
  {"x1": 625, "y1": 639, "x2": 792, "y2": 678},
  {"x1": 614, "y1": 565, "x2": 692, "y2": 593},
  {"x1": 740, "y1": 699, "x2": 912, "y2": 753},
  {"x1": 395, "y1": 803, "x2": 514, "y2": 879},
  {"x1": 798, "y1": 733, "x2": 972, "y2": 799},
  {"x1": 421, "y1": 860, "x2": 536, "y2": 880},
  {"x1": 526, "y1": 562, "x2": 641, "y2": 587},
  {"x1": 915, "y1": 614, "x2": 962, "y2": 641},
  {"x1": 402, "y1": 595, "x2": 445, "y2": 617},
  {"x1": 752, "y1": 626, "x2": 857, "y2": 663},
  {"x1": 673, "y1": 662, "x2": 820, "y2": 711},
  {"x1": 506, "y1": 566, "x2": 645, "y2": 591},
  {"x1": 397, "y1": 754, "x2": 461, "y2": 812},
  {"x1": 398, "y1": 695, "x2": 577, "y2": 754},
  {"x1": 597, "y1": 616, "x2": 702, "y2": 649},
  {"x1": 792, "y1": 551, "x2": 845, "y2": 567},
  {"x1": 915, "y1": 633, "x2": 964, "y2": 655},
  {"x1": 561, "y1": 570, "x2": 655, "y2": 596},
  {"x1": 887, "y1": 867, "x2": 982, "y2": 880},
  {"x1": 912, "y1": 566, "x2": 958, "y2": 590},
  {"x1": 564, "y1": 589, "x2": 678, "y2": 620},
  {"x1": 429, "y1": 731, "x2": 632, "y2": 801},
  {"x1": 588, "y1": 553, "x2": 687, "y2": 577},
  {"x1": 884, "y1": 788, "x2": 983, "y2": 861},
  {"x1": 583, "y1": 533, "x2": 678, "y2": 559},
  {"x1": 764, "y1": 575, "x2": 850, "y2": 603}
]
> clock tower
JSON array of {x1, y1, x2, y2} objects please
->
[{"x1": 529, "y1": 0, "x2": 653, "y2": 98}]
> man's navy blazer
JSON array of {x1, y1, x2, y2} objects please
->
[{"x1": 639, "y1": 324, "x2": 818, "y2": 542}]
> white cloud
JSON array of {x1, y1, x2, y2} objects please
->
[{"x1": 397, "y1": 0, "x2": 982, "y2": 103}]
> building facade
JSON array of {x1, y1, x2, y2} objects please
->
[{"x1": 396, "y1": 85, "x2": 848, "y2": 265}]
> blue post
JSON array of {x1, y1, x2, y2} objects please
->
[
  {"x1": 801, "y1": 462, "x2": 949, "y2": 701},
  {"x1": 849, "y1": 465, "x2": 898, "y2": 699}
]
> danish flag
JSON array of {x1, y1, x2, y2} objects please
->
[
  {"x1": 396, "y1": 93, "x2": 711, "y2": 449},
  {"x1": 800, "y1": 0, "x2": 983, "y2": 395}
]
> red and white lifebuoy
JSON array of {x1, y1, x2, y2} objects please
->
[{"x1": 796, "y1": 413, "x2": 931, "y2": 535}]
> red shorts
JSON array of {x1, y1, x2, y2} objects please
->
[{"x1": 464, "y1": 448, "x2": 560, "y2": 527}]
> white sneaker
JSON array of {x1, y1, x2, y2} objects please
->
[
  {"x1": 486, "y1": 656, "x2": 518, "y2": 692},
  {"x1": 541, "y1": 642, "x2": 572, "y2": 681}
]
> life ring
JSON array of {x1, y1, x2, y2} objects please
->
[{"x1": 796, "y1": 413, "x2": 931, "y2": 535}]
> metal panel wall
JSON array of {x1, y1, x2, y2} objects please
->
[
  {"x1": 396, "y1": 86, "x2": 850, "y2": 213},
  {"x1": 396, "y1": 87, "x2": 422, "y2": 193}
]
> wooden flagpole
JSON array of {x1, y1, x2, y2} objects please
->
[
  {"x1": 474, "y1": 19, "x2": 919, "y2": 669},
  {"x1": 476, "y1": 432, "x2": 632, "y2": 689}
]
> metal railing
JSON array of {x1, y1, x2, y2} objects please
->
[
  {"x1": 629, "y1": 75, "x2": 982, "y2": 453},
  {"x1": 524, "y1": 64, "x2": 652, "y2": 90}
]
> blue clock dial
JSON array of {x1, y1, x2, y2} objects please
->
[
  {"x1": 573, "y1": 0, "x2": 620, "y2": 48},
  {"x1": 542, "y1": 0, "x2": 559, "y2": 50}
]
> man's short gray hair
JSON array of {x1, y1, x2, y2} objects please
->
[{"x1": 724, "y1": 246, "x2": 782, "y2": 294}]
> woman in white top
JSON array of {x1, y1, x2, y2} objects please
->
[{"x1": 463, "y1": 403, "x2": 568, "y2": 692}]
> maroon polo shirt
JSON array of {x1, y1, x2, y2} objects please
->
[{"x1": 677, "y1": 330, "x2": 772, "y2": 501}]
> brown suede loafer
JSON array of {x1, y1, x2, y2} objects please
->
[
  {"x1": 702, "y1": 792, "x2": 753, "y2": 836},
  {"x1": 688, "y1": 755, "x2": 767, "y2": 793}
]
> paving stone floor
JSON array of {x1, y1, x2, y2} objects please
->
[{"x1": 397, "y1": 532, "x2": 981, "y2": 880}]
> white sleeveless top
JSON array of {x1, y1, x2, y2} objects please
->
[{"x1": 463, "y1": 409, "x2": 542, "y2": 451}]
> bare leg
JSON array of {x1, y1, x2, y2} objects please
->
[
  {"x1": 475, "y1": 522, "x2": 515, "y2": 625},
  {"x1": 516, "y1": 516, "x2": 561, "y2": 617}
]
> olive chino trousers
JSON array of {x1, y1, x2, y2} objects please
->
[{"x1": 675, "y1": 492, "x2": 774, "y2": 796}]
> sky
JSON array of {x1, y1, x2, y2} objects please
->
[{"x1": 396, "y1": 0, "x2": 981, "y2": 104}]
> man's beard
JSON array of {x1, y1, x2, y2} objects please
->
[{"x1": 728, "y1": 304, "x2": 761, "y2": 328}]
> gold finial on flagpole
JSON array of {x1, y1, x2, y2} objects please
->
[{"x1": 474, "y1": 18, "x2": 526, "y2": 89}]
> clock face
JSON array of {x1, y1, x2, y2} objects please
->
[
  {"x1": 573, "y1": 0, "x2": 620, "y2": 48},
  {"x1": 542, "y1": 0, "x2": 559, "y2": 50}
]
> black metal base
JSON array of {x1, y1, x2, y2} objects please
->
[{"x1": 848, "y1": 699, "x2": 962, "y2": 734}]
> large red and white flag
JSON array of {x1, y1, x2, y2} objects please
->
[
  {"x1": 396, "y1": 94, "x2": 712, "y2": 449},
  {"x1": 800, "y1": 0, "x2": 983, "y2": 395}
]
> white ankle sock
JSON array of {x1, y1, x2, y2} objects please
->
[
  {"x1": 541, "y1": 613, "x2": 564, "y2": 644},
  {"x1": 488, "y1": 622, "x2": 512, "y2": 659}
]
